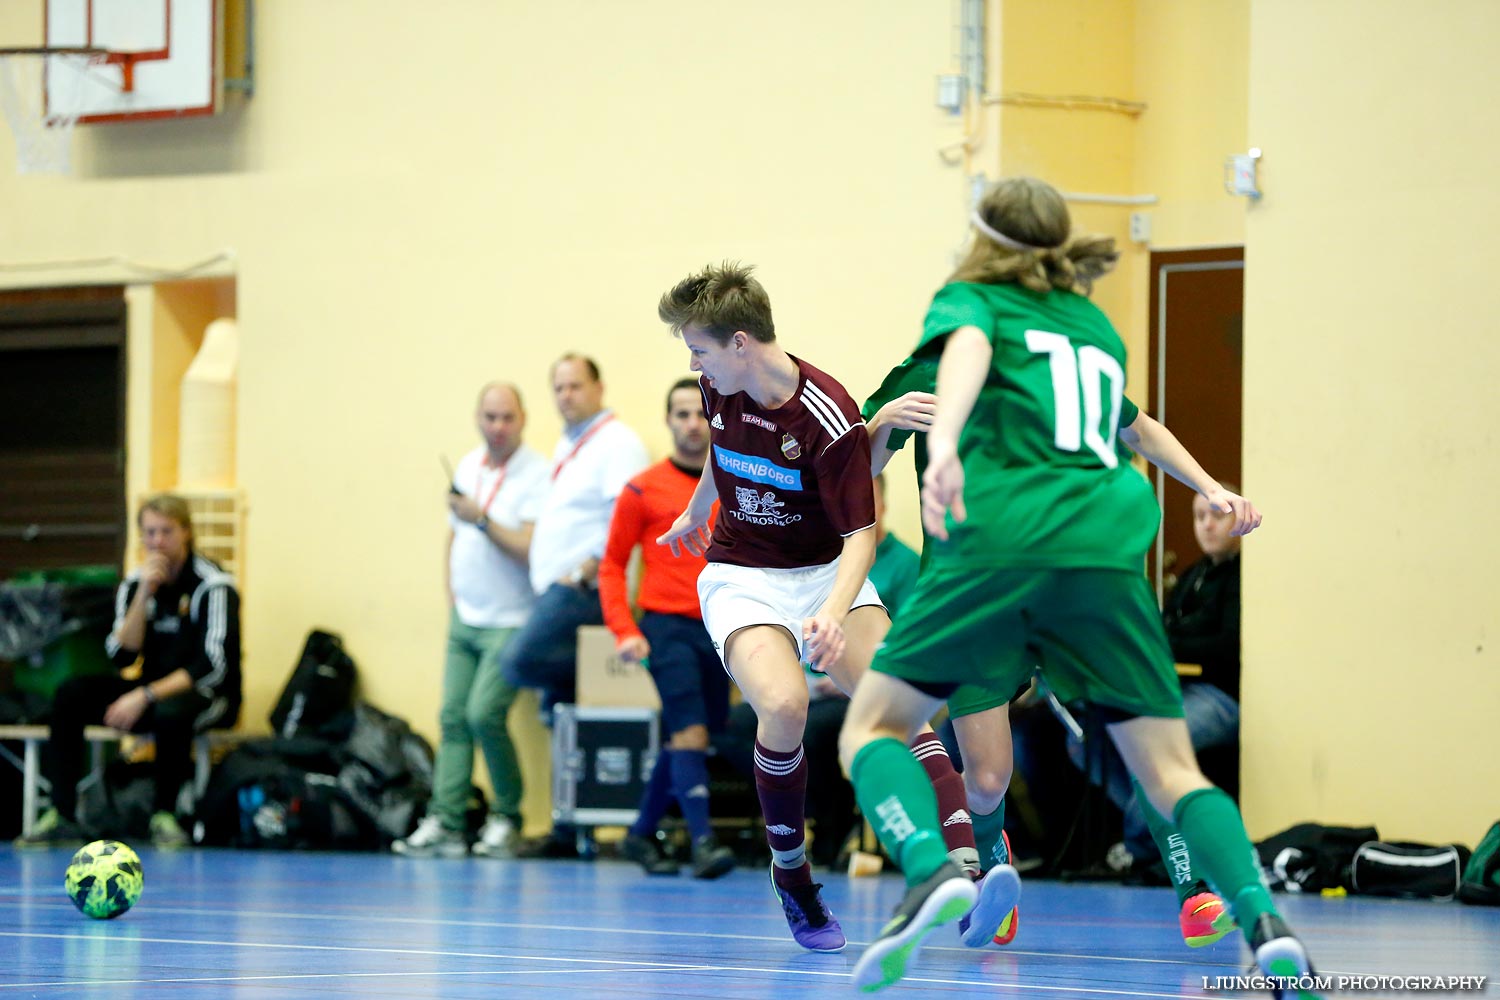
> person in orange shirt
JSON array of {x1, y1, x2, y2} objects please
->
[{"x1": 598, "y1": 378, "x2": 736, "y2": 879}]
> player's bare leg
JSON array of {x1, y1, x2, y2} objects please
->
[
  {"x1": 724, "y1": 624, "x2": 844, "y2": 952},
  {"x1": 1110, "y1": 716, "x2": 1319, "y2": 998},
  {"x1": 830, "y1": 605, "x2": 980, "y2": 880},
  {"x1": 952, "y1": 705, "x2": 1022, "y2": 945}
]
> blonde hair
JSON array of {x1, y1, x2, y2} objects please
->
[
  {"x1": 658, "y1": 261, "x2": 775, "y2": 345},
  {"x1": 948, "y1": 177, "x2": 1119, "y2": 295},
  {"x1": 137, "y1": 493, "x2": 194, "y2": 545}
]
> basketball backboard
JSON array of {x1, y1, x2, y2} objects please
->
[{"x1": 45, "y1": 0, "x2": 223, "y2": 122}]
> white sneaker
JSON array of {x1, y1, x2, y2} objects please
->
[
  {"x1": 392, "y1": 815, "x2": 468, "y2": 858},
  {"x1": 471, "y1": 815, "x2": 517, "y2": 858}
]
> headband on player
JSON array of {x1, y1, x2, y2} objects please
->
[{"x1": 970, "y1": 211, "x2": 1050, "y2": 253}]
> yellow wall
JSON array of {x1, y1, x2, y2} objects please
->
[
  {"x1": 4, "y1": 2, "x2": 1494, "y2": 846},
  {"x1": 120, "y1": 278, "x2": 236, "y2": 564},
  {"x1": 1240, "y1": 0, "x2": 1500, "y2": 843},
  {"x1": 997, "y1": 0, "x2": 1142, "y2": 379},
  {"x1": 0, "y1": 3, "x2": 967, "y2": 819},
  {"x1": 991, "y1": 1, "x2": 1500, "y2": 845},
  {"x1": 1132, "y1": 1, "x2": 1249, "y2": 251},
  {"x1": 994, "y1": 0, "x2": 1251, "y2": 395}
]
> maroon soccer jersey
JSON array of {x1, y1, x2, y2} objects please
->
[{"x1": 699, "y1": 356, "x2": 875, "y2": 569}]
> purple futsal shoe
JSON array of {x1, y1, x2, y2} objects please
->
[{"x1": 769, "y1": 864, "x2": 846, "y2": 952}]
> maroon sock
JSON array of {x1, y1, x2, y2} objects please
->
[
  {"x1": 910, "y1": 731, "x2": 976, "y2": 860},
  {"x1": 755, "y1": 740, "x2": 811, "y2": 888}
]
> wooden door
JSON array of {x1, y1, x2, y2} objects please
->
[
  {"x1": 1146, "y1": 248, "x2": 1243, "y2": 600},
  {"x1": 0, "y1": 287, "x2": 127, "y2": 580}
]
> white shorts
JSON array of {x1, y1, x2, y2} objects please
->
[{"x1": 697, "y1": 559, "x2": 886, "y2": 671}]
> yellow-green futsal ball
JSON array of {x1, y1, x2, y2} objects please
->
[{"x1": 65, "y1": 840, "x2": 144, "y2": 919}]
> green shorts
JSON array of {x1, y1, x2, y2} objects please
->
[{"x1": 875, "y1": 567, "x2": 1183, "y2": 720}]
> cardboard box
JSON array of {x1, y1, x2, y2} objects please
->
[{"x1": 574, "y1": 625, "x2": 661, "y2": 709}]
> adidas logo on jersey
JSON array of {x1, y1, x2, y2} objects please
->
[
  {"x1": 942, "y1": 809, "x2": 972, "y2": 828},
  {"x1": 711, "y1": 413, "x2": 724, "y2": 429},
  {"x1": 765, "y1": 823, "x2": 797, "y2": 836}
]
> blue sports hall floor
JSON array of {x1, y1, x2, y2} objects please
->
[{"x1": 2, "y1": 847, "x2": 1496, "y2": 999}]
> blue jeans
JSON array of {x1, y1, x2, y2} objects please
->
[
  {"x1": 1067, "y1": 683, "x2": 1240, "y2": 860},
  {"x1": 499, "y1": 583, "x2": 603, "y2": 713}
]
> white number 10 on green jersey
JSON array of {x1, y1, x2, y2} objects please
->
[{"x1": 1025, "y1": 329, "x2": 1126, "y2": 468}]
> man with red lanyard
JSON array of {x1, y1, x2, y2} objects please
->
[
  {"x1": 600, "y1": 378, "x2": 736, "y2": 880},
  {"x1": 394, "y1": 382, "x2": 549, "y2": 859},
  {"x1": 502, "y1": 354, "x2": 650, "y2": 721}
]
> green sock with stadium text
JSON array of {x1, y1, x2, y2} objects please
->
[
  {"x1": 1134, "y1": 777, "x2": 1201, "y2": 905},
  {"x1": 849, "y1": 737, "x2": 949, "y2": 885},
  {"x1": 1173, "y1": 787, "x2": 1279, "y2": 929}
]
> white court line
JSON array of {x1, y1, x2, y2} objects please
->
[
  {"x1": 1, "y1": 967, "x2": 703, "y2": 990},
  {"x1": 0, "y1": 931, "x2": 1217, "y2": 999},
  {"x1": 0, "y1": 929, "x2": 695, "y2": 967},
  {"x1": 130, "y1": 905, "x2": 1224, "y2": 971}
]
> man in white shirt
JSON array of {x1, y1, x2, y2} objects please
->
[
  {"x1": 502, "y1": 354, "x2": 650, "y2": 716},
  {"x1": 393, "y1": 382, "x2": 550, "y2": 859}
]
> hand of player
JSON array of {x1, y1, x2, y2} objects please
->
[
  {"x1": 657, "y1": 507, "x2": 713, "y2": 557},
  {"x1": 921, "y1": 441, "x2": 967, "y2": 541},
  {"x1": 1204, "y1": 486, "x2": 1263, "y2": 537},
  {"x1": 617, "y1": 635, "x2": 651, "y2": 664},
  {"x1": 448, "y1": 494, "x2": 482, "y2": 524},
  {"x1": 138, "y1": 552, "x2": 171, "y2": 594},
  {"x1": 803, "y1": 611, "x2": 846, "y2": 673},
  {"x1": 103, "y1": 688, "x2": 148, "y2": 731},
  {"x1": 873, "y1": 391, "x2": 938, "y2": 433}
]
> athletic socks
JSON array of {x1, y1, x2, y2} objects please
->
[
  {"x1": 971, "y1": 800, "x2": 1009, "y2": 869},
  {"x1": 1173, "y1": 786, "x2": 1279, "y2": 929},
  {"x1": 629, "y1": 747, "x2": 676, "y2": 840},
  {"x1": 909, "y1": 731, "x2": 977, "y2": 866},
  {"x1": 755, "y1": 740, "x2": 811, "y2": 887},
  {"x1": 849, "y1": 737, "x2": 949, "y2": 885},
  {"x1": 1133, "y1": 776, "x2": 1201, "y2": 905},
  {"x1": 670, "y1": 747, "x2": 714, "y2": 843}
]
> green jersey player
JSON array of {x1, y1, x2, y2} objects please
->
[
  {"x1": 864, "y1": 361, "x2": 1238, "y2": 952},
  {"x1": 841, "y1": 176, "x2": 1317, "y2": 998}
]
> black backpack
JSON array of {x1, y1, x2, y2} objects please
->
[
  {"x1": 1350, "y1": 841, "x2": 1472, "y2": 900},
  {"x1": 1255, "y1": 822, "x2": 1379, "y2": 892},
  {"x1": 270, "y1": 630, "x2": 357, "y2": 739}
]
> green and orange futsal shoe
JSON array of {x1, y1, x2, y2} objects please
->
[
  {"x1": 1180, "y1": 888, "x2": 1237, "y2": 948},
  {"x1": 992, "y1": 831, "x2": 1020, "y2": 946}
]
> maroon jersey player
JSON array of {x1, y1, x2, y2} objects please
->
[{"x1": 655, "y1": 262, "x2": 974, "y2": 954}]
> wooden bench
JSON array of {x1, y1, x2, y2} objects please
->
[{"x1": 0, "y1": 724, "x2": 245, "y2": 837}]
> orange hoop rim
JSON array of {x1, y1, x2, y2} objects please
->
[{"x1": 0, "y1": 46, "x2": 148, "y2": 90}]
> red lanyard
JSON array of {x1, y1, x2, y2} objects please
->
[
  {"x1": 551, "y1": 414, "x2": 614, "y2": 481},
  {"x1": 473, "y1": 454, "x2": 510, "y2": 516}
]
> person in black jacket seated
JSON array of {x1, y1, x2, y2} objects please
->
[
  {"x1": 1163, "y1": 489, "x2": 1242, "y2": 750},
  {"x1": 16, "y1": 494, "x2": 242, "y2": 850}
]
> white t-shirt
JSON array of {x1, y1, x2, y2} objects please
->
[
  {"x1": 448, "y1": 443, "x2": 549, "y2": 628},
  {"x1": 528, "y1": 410, "x2": 650, "y2": 593}
]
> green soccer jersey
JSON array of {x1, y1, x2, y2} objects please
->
[
  {"x1": 867, "y1": 280, "x2": 1160, "y2": 572},
  {"x1": 868, "y1": 531, "x2": 921, "y2": 617}
]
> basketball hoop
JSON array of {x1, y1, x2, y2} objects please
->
[{"x1": 0, "y1": 47, "x2": 108, "y2": 175}]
